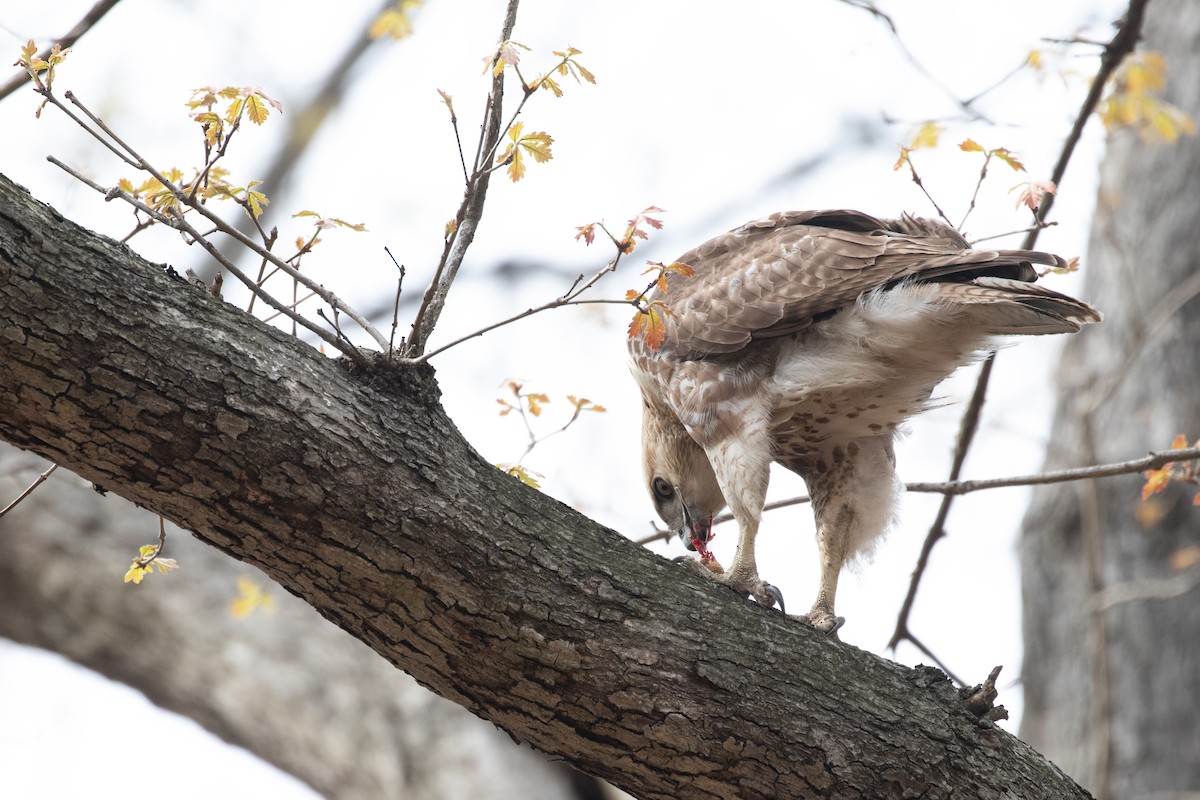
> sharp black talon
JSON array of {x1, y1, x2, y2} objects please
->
[
  {"x1": 765, "y1": 584, "x2": 786, "y2": 614},
  {"x1": 672, "y1": 555, "x2": 688, "y2": 564},
  {"x1": 827, "y1": 616, "x2": 846, "y2": 635}
]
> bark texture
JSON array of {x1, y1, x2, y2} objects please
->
[
  {"x1": 1018, "y1": 2, "x2": 1200, "y2": 797},
  {"x1": 0, "y1": 171, "x2": 1090, "y2": 799}
]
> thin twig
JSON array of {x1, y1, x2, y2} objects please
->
[
  {"x1": 48, "y1": 155, "x2": 362, "y2": 360},
  {"x1": 0, "y1": 0, "x2": 123, "y2": 103},
  {"x1": 633, "y1": 446, "x2": 1200, "y2": 546},
  {"x1": 49, "y1": 88, "x2": 389, "y2": 350},
  {"x1": 967, "y1": 221, "x2": 1057, "y2": 246},
  {"x1": 0, "y1": 463, "x2": 59, "y2": 520},
  {"x1": 904, "y1": 155, "x2": 955, "y2": 229},
  {"x1": 838, "y1": 0, "x2": 987, "y2": 122},
  {"x1": 407, "y1": 249, "x2": 625, "y2": 364}
]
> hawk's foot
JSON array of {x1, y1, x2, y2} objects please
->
[
  {"x1": 795, "y1": 607, "x2": 846, "y2": 634},
  {"x1": 673, "y1": 557, "x2": 784, "y2": 611}
]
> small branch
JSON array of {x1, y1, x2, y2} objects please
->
[
  {"x1": 0, "y1": 0, "x2": 123, "y2": 103},
  {"x1": 904, "y1": 156, "x2": 955, "y2": 229},
  {"x1": 839, "y1": 0, "x2": 987, "y2": 122},
  {"x1": 406, "y1": 0, "x2": 521, "y2": 356},
  {"x1": 48, "y1": 156, "x2": 363, "y2": 362},
  {"x1": 958, "y1": 152, "x2": 992, "y2": 230},
  {"x1": 632, "y1": 446, "x2": 1200, "y2": 548},
  {"x1": 908, "y1": 446, "x2": 1200, "y2": 496},
  {"x1": 0, "y1": 462, "x2": 59, "y2": 520},
  {"x1": 44, "y1": 87, "x2": 388, "y2": 351},
  {"x1": 962, "y1": 665, "x2": 1008, "y2": 721},
  {"x1": 968, "y1": 221, "x2": 1057, "y2": 246}
]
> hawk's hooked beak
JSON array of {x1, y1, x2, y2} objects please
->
[{"x1": 679, "y1": 502, "x2": 714, "y2": 559}]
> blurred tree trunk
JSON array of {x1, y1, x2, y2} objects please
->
[
  {"x1": 1018, "y1": 2, "x2": 1200, "y2": 797},
  {"x1": 0, "y1": 445, "x2": 584, "y2": 800}
]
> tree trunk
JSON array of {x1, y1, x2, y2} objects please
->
[
  {"x1": 0, "y1": 170, "x2": 1091, "y2": 799},
  {"x1": 0, "y1": 443, "x2": 583, "y2": 800},
  {"x1": 1018, "y1": 2, "x2": 1200, "y2": 797}
]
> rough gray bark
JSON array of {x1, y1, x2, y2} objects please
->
[
  {"x1": 1018, "y1": 2, "x2": 1200, "y2": 797},
  {"x1": 0, "y1": 171, "x2": 1091, "y2": 799},
  {"x1": 0, "y1": 444, "x2": 583, "y2": 800}
]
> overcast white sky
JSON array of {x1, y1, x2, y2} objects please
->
[{"x1": 0, "y1": 0, "x2": 1125, "y2": 795}]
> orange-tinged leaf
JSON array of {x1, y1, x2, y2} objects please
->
[
  {"x1": 1170, "y1": 433, "x2": 1189, "y2": 450},
  {"x1": 1011, "y1": 179, "x2": 1056, "y2": 211},
  {"x1": 959, "y1": 138, "x2": 985, "y2": 153},
  {"x1": 629, "y1": 301, "x2": 670, "y2": 350},
  {"x1": 567, "y1": 395, "x2": 606, "y2": 413},
  {"x1": 893, "y1": 146, "x2": 912, "y2": 172},
  {"x1": 1142, "y1": 465, "x2": 1172, "y2": 501},
  {"x1": 575, "y1": 223, "x2": 597, "y2": 245},
  {"x1": 526, "y1": 393, "x2": 550, "y2": 417}
]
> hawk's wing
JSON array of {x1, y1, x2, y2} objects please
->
[{"x1": 650, "y1": 209, "x2": 1066, "y2": 359}]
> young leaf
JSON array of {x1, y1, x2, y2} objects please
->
[
  {"x1": 575, "y1": 223, "x2": 597, "y2": 245},
  {"x1": 992, "y1": 147, "x2": 1025, "y2": 172},
  {"x1": 629, "y1": 301, "x2": 671, "y2": 351},
  {"x1": 230, "y1": 576, "x2": 276, "y2": 618},
  {"x1": 498, "y1": 463, "x2": 543, "y2": 489},
  {"x1": 370, "y1": 1, "x2": 422, "y2": 41},
  {"x1": 910, "y1": 121, "x2": 942, "y2": 150}
]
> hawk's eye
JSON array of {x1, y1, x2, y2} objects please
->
[{"x1": 652, "y1": 477, "x2": 674, "y2": 501}]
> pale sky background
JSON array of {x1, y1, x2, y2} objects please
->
[{"x1": 0, "y1": 0, "x2": 1125, "y2": 796}]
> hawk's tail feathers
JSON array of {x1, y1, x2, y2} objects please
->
[{"x1": 935, "y1": 277, "x2": 1102, "y2": 335}]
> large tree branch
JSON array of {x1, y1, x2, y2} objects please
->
[{"x1": 0, "y1": 172, "x2": 1089, "y2": 799}]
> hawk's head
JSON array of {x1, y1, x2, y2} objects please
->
[{"x1": 639, "y1": 397, "x2": 726, "y2": 557}]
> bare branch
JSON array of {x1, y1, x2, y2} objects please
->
[
  {"x1": 0, "y1": 462, "x2": 59, "y2": 520},
  {"x1": 47, "y1": 156, "x2": 365, "y2": 362},
  {"x1": 407, "y1": 248, "x2": 625, "y2": 364},
  {"x1": 406, "y1": 0, "x2": 521, "y2": 356},
  {"x1": 908, "y1": 446, "x2": 1200, "y2": 496}
]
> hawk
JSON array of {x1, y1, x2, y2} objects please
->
[{"x1": 630, "y1": 209, "x2": 1100, "y2": 632}]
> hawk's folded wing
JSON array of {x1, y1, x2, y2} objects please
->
[{"x1": 652, "y1": 209, "x2": 1067, "y2": 359}]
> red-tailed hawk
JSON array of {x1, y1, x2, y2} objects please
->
[{"x1": 630, "y1": 209, "x2": 1100, "y2": 632}]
